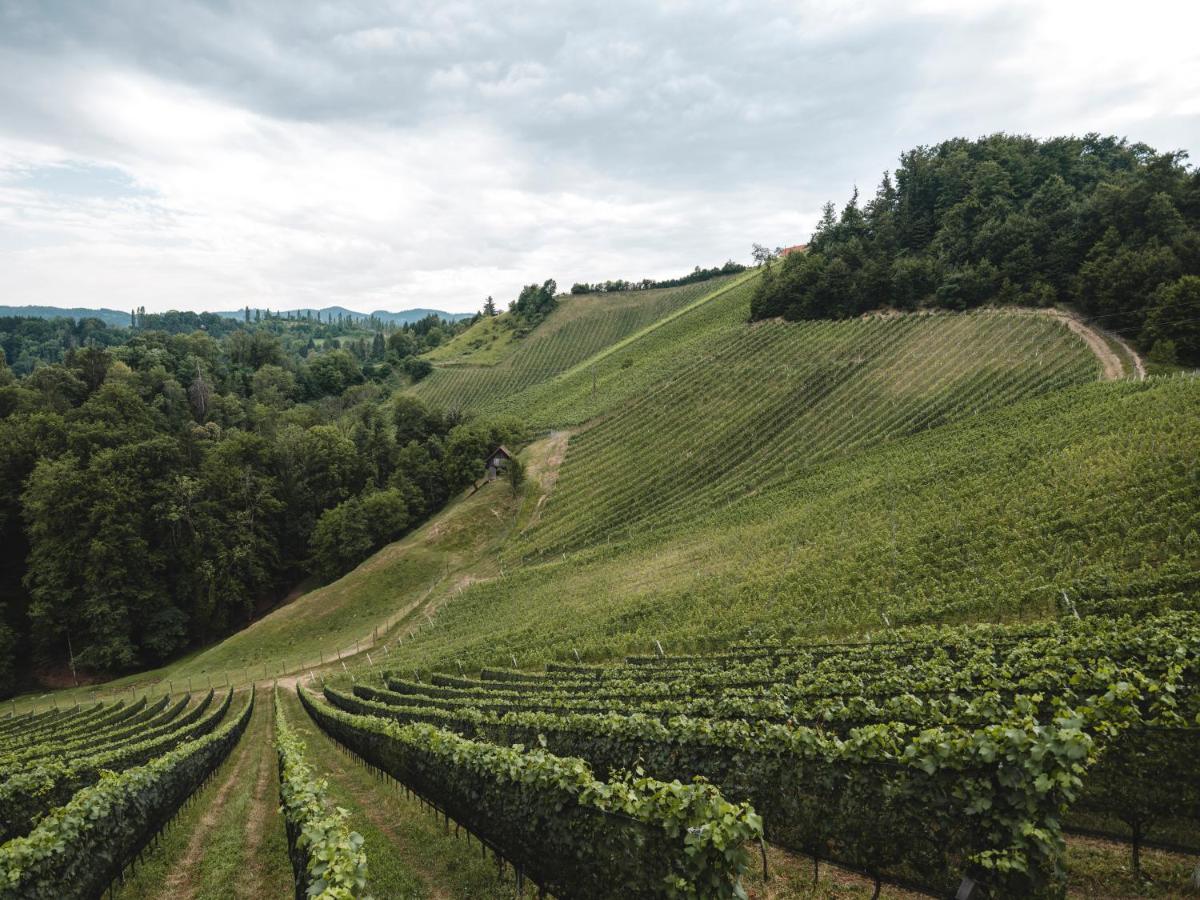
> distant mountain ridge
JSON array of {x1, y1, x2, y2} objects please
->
[{"x1": 0, "y1": 304, "x2": 472, "y2": 327}]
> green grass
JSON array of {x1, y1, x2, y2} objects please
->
[
  {"x1": 155, "y1": 476, "x2": 525, "y2": 682},
  {"x1": 1063, "y1": 835, "x2": 1199, "y2": 898},
  {"x1": 423, "y1": 312, "x2": 518, "y2": 365}
]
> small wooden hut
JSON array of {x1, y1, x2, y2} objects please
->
[{"x1": 484, "y1": 445, "x2": 513, "y2": 482}]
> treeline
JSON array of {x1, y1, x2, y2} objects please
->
[
  {"x1": 0, "y1": 317, "x2": 126, "y2": 377},
  {"x1": 507, "y1": 280, "x2": 558, "y2": 334},
  {"x1": 1, "y1": 310, "x2": 472, "y2": 377},
  {"x1": 751, "y1": 134, "x2": 1200, "y2": 364},
  {"x1": 569, "y1": 261, "x2": 746, "y2": 295},
  {"x1": 0, "y1": 324, "x2": 520, "y2": 693}
]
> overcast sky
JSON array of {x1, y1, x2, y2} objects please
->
[{"x1": 1, "y1": 1, "x2": 1197, "y2": 315}]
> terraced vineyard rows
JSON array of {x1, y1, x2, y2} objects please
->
[
  {"x1": 0, "y1": 689, "x2": 253, "y2": 899},
  {"x1": 319, "y1": 612, "x2": 1199, "y2": 898},
  {"x1": 490, "y1": 273, "x2": 761, "y2": 428},
  {"x1": 522, "y1": 308, "x2": 1099, "y2": 556},
  {"x1": 298, "y1": 684, "x2": 762, "y2": 898},
  {"x1": 411, "y1": 274, "x2": 744, "y2": 414},
  {"x1": 394, "y1": 376, "x2": 1198, "y2": 674}
]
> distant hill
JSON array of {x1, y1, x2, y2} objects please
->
[
  {"x1": 0, "y1": 306, "x2": 133, "y2": 327},
  {"x1": 212, "y1": 306, "x2": 473, "y2": 325},
  {"x1": 0, "y1": 305, "x2": 472, "y2": 328}
]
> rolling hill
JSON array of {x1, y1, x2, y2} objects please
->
[
  {"x1": 213, "y1": 306, "x2": 473, "y2": 324},
  {"x1": 14, "y1": 269, "x2": 1191, "y2": 693},
  {"x1": 0, "y1": 305, "x2": 134, "y2": 328},
  {"x1": 409, "y1": 273, "x2": 747, "y2": 412},
  {"x1": 7, "y1": 260, "x2": 1198, "y2": 899}
]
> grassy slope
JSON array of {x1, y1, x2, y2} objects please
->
[
  {"x1": 163, "y1": 473, "x2": 525, "y2": 681},
  {"x1": 422, "y1": 311, "x2": 518, "y2": 365},
  {"x1": 521, "y1": 307, "x2": 1098, "y2": 555},
  {"x1": 6, "y1": 463, "x2": 526, "y2": 712},
  {"x1": 11, "y1": 278, "x2": 1190, "y2": 713}
]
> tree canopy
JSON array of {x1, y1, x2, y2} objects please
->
[
  {"x1": 509, "y1": 280, "x2": 559, "y2": 332},
  {"x1": 0, "y1": 313, "x2": 521, "y2": 692},
  {"x1": 751, "y1": 133, "x2": 1200, "y2": 363}
]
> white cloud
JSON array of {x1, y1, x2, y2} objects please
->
[{"x1": 0, "y1": 0, "x2": 1197, "y2": 314}]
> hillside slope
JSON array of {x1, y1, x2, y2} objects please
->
[
  {"x1": 405, "y1": 375, "x2": 1200, "y2": 669},
  {"x1": 10, "y1": 276, "x2": 1180, "y2": 712},
  {"x1": 521, "y1": 307, "x2": 1099, "y2": 555},
  {"x1": 409, "y1": 273, "x2": 744, "y2": 412}
]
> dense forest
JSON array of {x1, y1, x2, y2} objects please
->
[
  {"x1": 751, "y1": 133, "x2": 1200, "y2": 364},
  {"x1": 0, "y1": 309, "x2": 470, "y2": 376},
  {"x1": 0, "y1": 310, "x2": 520, "y2": 694}
]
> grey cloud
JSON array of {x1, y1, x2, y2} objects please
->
[
  {"x1": 0, "y1": 0, "x2": 1196, "y2": 313},
  {"x1": 0, "y1": 1, "x2": 1035, "y2": 192}
]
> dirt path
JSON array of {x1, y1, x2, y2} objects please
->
[
  {"x1": 1043, "y1": 309, "x2": 1138, "y2": 381},
  {"x1": 1107, "y1": 330, "x2": 1147, "y2": 380},
  {"x1": 235, "y1": 695, "x2": 278, "y2": 900},
  {"x1": 156, "y1": 705, "x2": 264, "y2": 900},
  {"x1": 525, "y1": 429, "x2": 570, "y2": 533}
]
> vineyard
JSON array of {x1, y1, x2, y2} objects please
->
[
  {"x1": 399, "y1": 375, "x2": 1200, "y2": 672},
  {"x1": 410, "y1": 273, "x2": 746, "y2": 414},
  {"x1": 3, "y1": 277, "x2": 1199, "y2": 896},
  {"x1": 2, "y1": 0, "x2": 1198, "y2": 885},
  {"x1": 310, "y1": 609, "x2": 1200, "y2": 897},
  {"x1": 0, "y1": 687, "x2": 253, "y2": 898},
  {"x1": 518, "y1": 306, "x2": 1100, "y2": 555}
]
